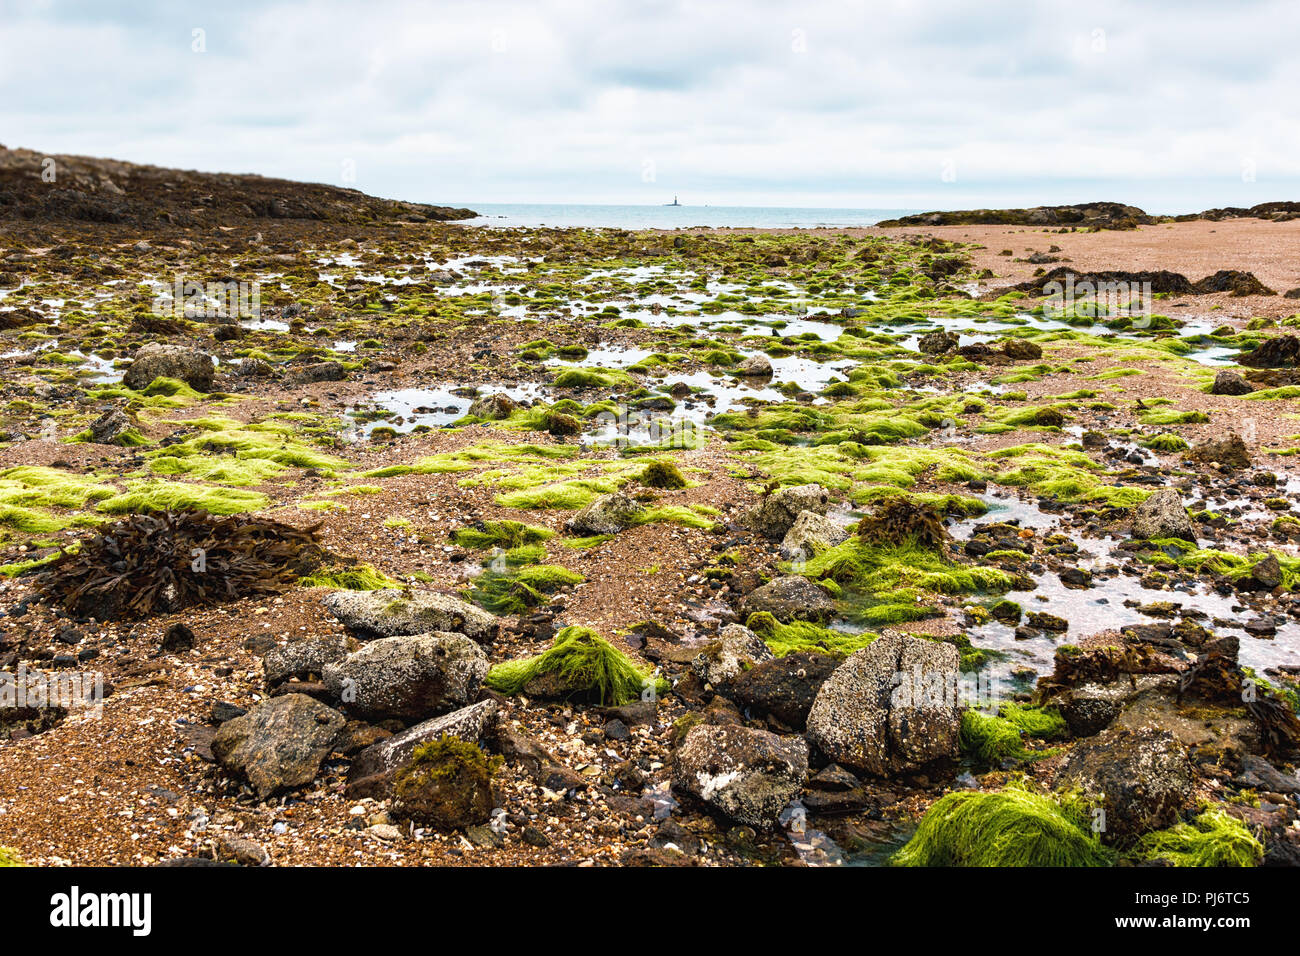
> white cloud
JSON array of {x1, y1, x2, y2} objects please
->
[{"x1": 1, "y1": 0, "x2": 1298, "y2": 211}]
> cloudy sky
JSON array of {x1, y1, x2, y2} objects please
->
[{"x1": 3, "y1": 0, "x2": 1298, "y2": 212}]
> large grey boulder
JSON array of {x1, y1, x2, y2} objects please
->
[
  {"x1": 673, "y1": 723, "x2": 808, "y2": 828},
  {"x1": 123, "y1": 343, "x2": 215, "y2": 391},
  {"x1": 1055, "y1": 727, "x2": 1194, "y2": 842},
  {"x1": 564, "y1": 492, "x2": 645, "y2": 536},
  {"x1": 806, "y1": 634, "x2": 960, "y2": 777},
  {"x1": 737, "y1": 575, "x2": 835, "y2": 623},
  {"x1": 211, "y1": 694, "x2": 346, "y2": 798},
  {"x1": 740, "y1": 484, "x2": 831, "y2": 539},
  {"x1": 691, "y1": 624, "x2": 773, "y2": 687},
  {"x1": 779, "y1": 510, "x2": 849, "y2": 561},
  {"x1": 322, "y1": 632, "x2": 489, "y2": 722},
  {"x1": 348, "y1": 699, "x2": 499, "y2": 787},
  {"x1": 323, "y1": 589, "x2": 497, "y2": 643},
  {"x1": 263, "y1": 634, "x2": 349, "y2": 686},
  {"x1": 1131, "y1": 488, "x2": 1196, "y2": 543}
]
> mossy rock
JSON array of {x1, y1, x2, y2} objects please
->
[
  {"x1": 640, "y1": 459, "x2": 687, "y2": 489},
  {"x1": 393, "y1": 736, "x2": 501, "y2": 829}
]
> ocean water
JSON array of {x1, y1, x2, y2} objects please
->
[{"x1": 458, "y1": 203, "x2": 919, "y2": 230}]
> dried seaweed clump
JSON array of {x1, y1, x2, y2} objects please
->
[
  {"x1": 857, "y1": 498, "x2": 949, "y2": 550},
  {"x1": 37, "y1": 509, "x2": 329, "y2": 619}
]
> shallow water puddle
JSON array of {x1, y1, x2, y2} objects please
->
[
  {"x1": 951, "y1": 495, "x2": 1300, "y2": 683},
  {"x1": 344, "y1": 383, "x2": 551, "y2": 437}
]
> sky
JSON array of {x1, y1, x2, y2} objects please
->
[{"x1": 2, "y1": 0, "x2": 1299, "y2": 212}]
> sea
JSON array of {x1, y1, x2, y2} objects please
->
[{"x1": 457, "y1": 203, "x2": 920, "y2": 230}]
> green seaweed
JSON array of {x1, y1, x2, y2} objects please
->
[
  {"x1": 1137, "y1": 807, "x2": 1263, "y2": 867},
  {"x1": 892, "y1": 782, "x2": 1112, "y2": 867},
  {"x1": 484, "y1": 625, "x2": 663, "y2": 705}
]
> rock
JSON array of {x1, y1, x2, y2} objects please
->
[
  {"x1": 392, "y1": 737, "x2": 497, "y2": 829},
  {"x1": 1189, "y1": 433, "x2": 1252, "y2": 470},
  {"x1": 917, "y1": 330, "x2": 959, "y2": 354},
  {"x1": 691, "y1": 624, "x2": 773, "y2": 686},
  {"x1": 522, "y1": 825, "x2": 551, "y2": 848},
  {"x1": 802, "y1": 763, "x2": 875, "y2": 814},
  {"x1": 1026, "y1": 611, "x2": 1068, "y2": 632},
  {"x1": 1248, "y1": 553, "x2": 1283, "y2": 590},
  {"x1": 1239, "y1": 334, "x2": 1300, "y2": 368},
  {"x1": 367, "y1": 823, "x2": 403, "y2": 842},
  {"x1": 1238, "y1": 754, "x2": 1300, "y2": 795},
  {"x1": 739, "y1": 483, "x2": 831, "y2": 539},
  {"x1": 211, "y1": 701, "x2": 247, "y2": 724},
  {"x1": 734, "y1": 354, "x2": 773, "y2": 377},
  {"x1": 1054, "y1": 679, "x2": 1147, "y2": 737},
  {"x1": 285, "y1": 361, "x2": 347, "y2": 385},
  {"x1": 210, "y1": 694, "x2": 346, "y2": 798},
  {"x1": 724, "y1": 651, "x2": 839, "y2": 730},
  {"x1": 467, "y1": 392, "x2": 518, "y2": 420},
  {"x1": 1056, "y1": 727, "x2": 1194, "y2": 841},
  {"x1": 322, "y1": 632, "x2": 488, "y2": 722},
  {"x1": 543, "y1": 410, "x2": 581, "y2": 435},
  {"x1": 672, "y1": 723, "x2": 809, "y2": 828},
  {"x1": 348, "y1": 699, "x2": 499, "y2": 792},
  {"x1": 1131, "y1": 488, "x2": 1196, "y2": 542},
  {"x1": 1059, "y1": 567, "x2": 1093, "y2": 589},
  {"x1": 464, "y1": 824, "x2": 502, "y2": 847},
  {"x1": 736, "y1": 575, "x2": 835, "y2": 623},
  {"x1": 1002, "y1": 338, "x2": 1043, "y2": 360},
  {"x1": 323, "y1": 589, "x2": 497, "y2": 643},
  {"x1": 159, "y1": 622, "x2": 195, "y2": 652},
  {"x1": 1243, "y1": 618, "x2": 1277, "y2": 637},
  {"x1": 123, "y1": 343, "x2": 215, "y2": 391},
  {"x1": 806, "y1": 633, "x2": 960, "y2": 777},
  {"x1": 263, "y1": 634, "x2": 349, "y2": 685},
  {"x1": 212, "y1": 834, "x2": 270, "y2": 867},
  {"x1": 779, "y1": 510, "x2": 849, "y2": 561},
  {"x1": 87, "y1": 407, "x2": 135, "y2": 445},
  {"x1": 1210, "y1": 369, "x2": 1254, "y2": 396},
  {"x1": 563, "y1": 492, "x2": 645, "y2": 536}
]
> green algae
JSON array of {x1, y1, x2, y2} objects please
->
[
  {"x1": 0, "y1": 467, "x2": 118, "y2": 533},
  {"x1": 467, "y1": 563, "x2": 584, "y2": 614},
  {"x1": 798, "y1": 538, "x2": 1014, "y2": 598},
  {"x1": 298, "y1": 563, "x2": 402, "y2": 590},
  {"x1": 744, "y1": 610, "x2": 875, "y2": 656},
  {"x1": 450, "y1": 519, "x2": 555, "y2": 549},
  {"x1": 892, "y1": 782, "x2": 1112, "y2": 867},
  {"x1": 484, "y1": 625, "x2": 662, "y2": 705},
  {"x1": 640, "y1": 459, "x2": 688, "y2": 489},
  {"x1": 1137, "y1": 807, "x2": 1263, "y2": 867},
  {"x1": 97, "y1": 481, "x2": 269, "y2": 515},
  {"x1": 959, "y1": 705, "x2": 1065, "y2": 770}
]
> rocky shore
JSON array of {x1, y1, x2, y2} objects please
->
[{"x1": 1, "y1": 154, "x2": 1299, "y2": 867}]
